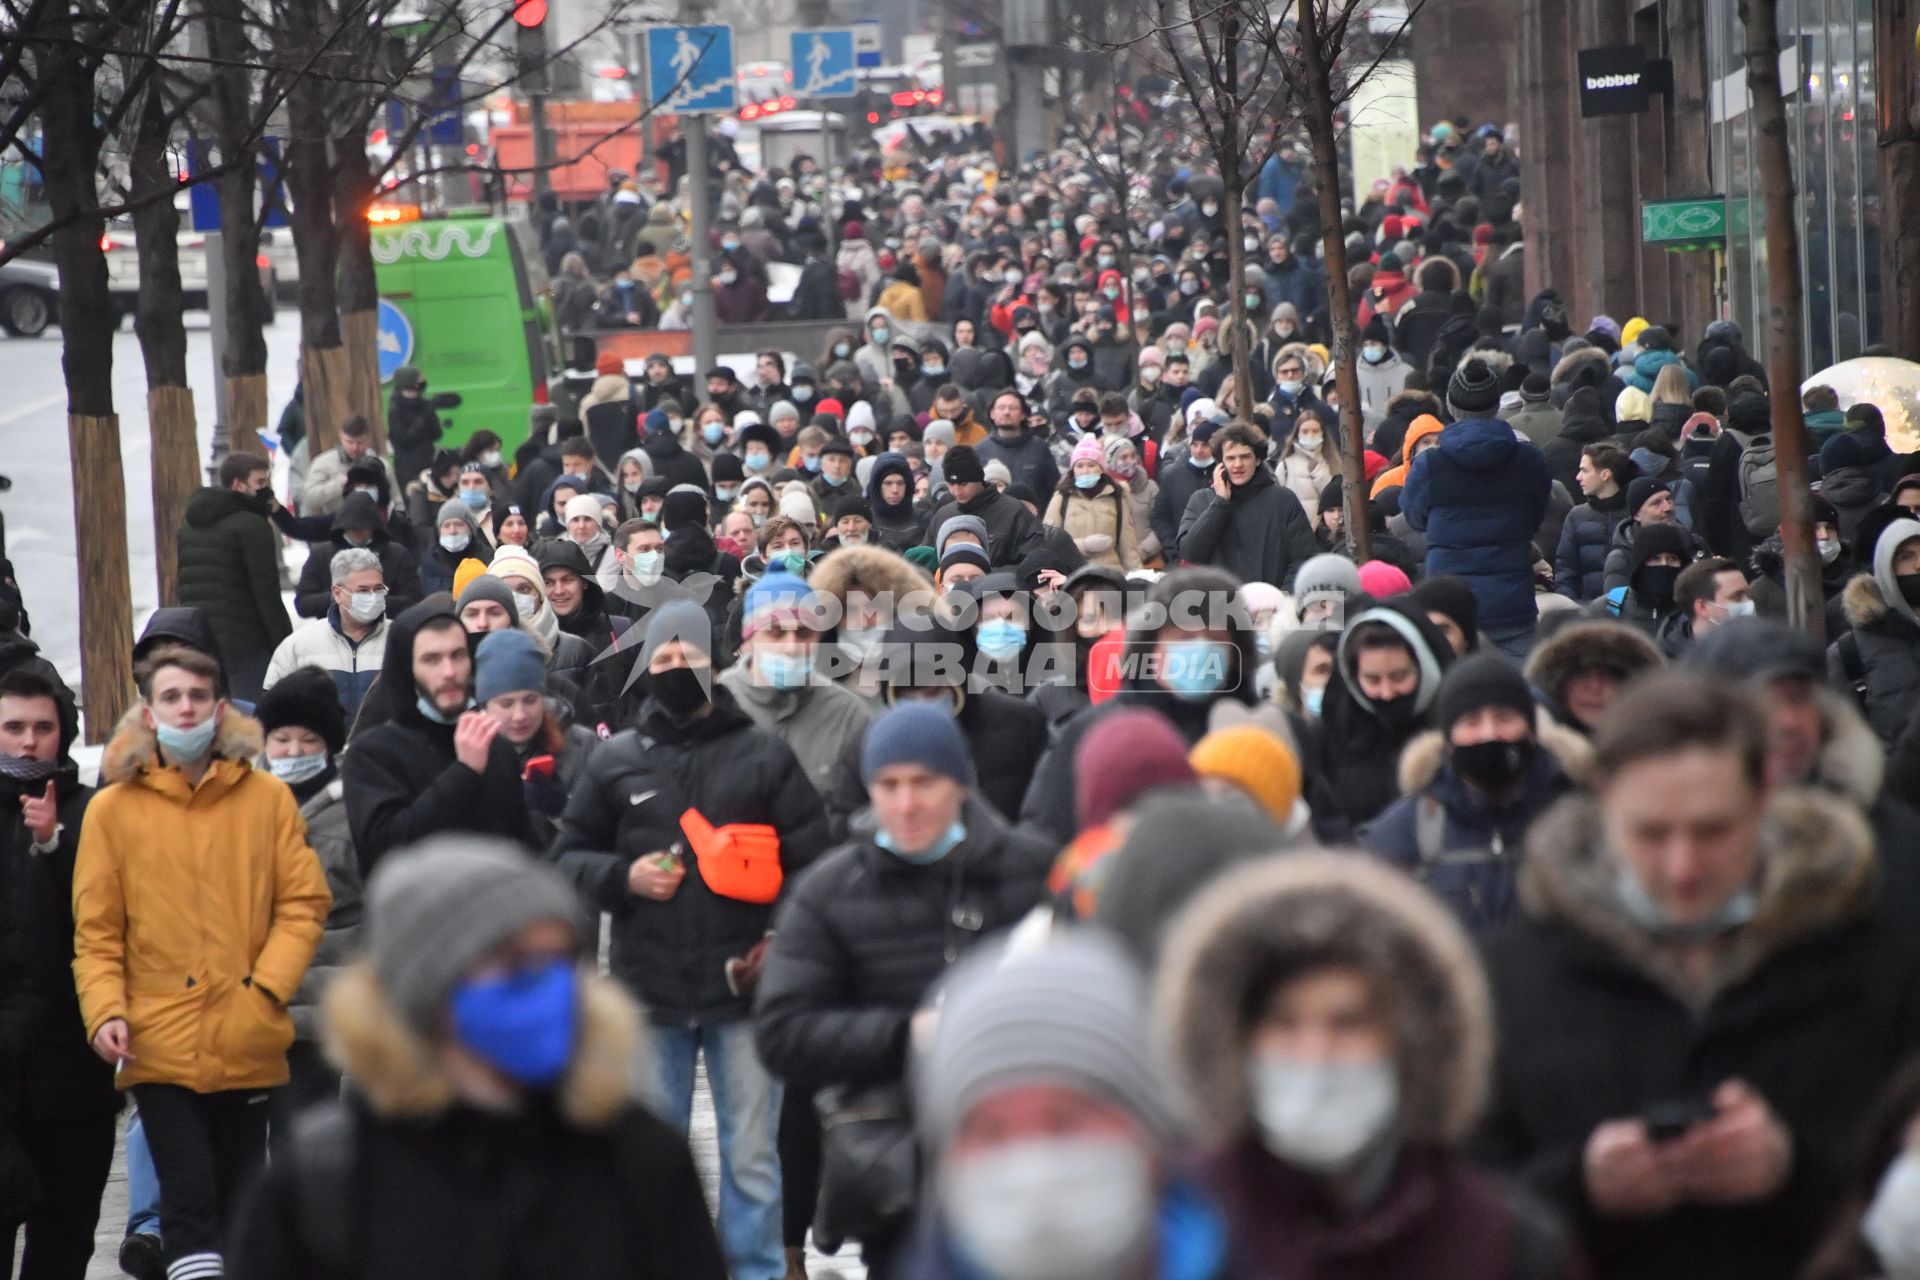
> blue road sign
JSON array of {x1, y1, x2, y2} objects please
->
[
  {"x1": 791, "y1": 29, "x2": 858, "y2": 98},
  {"x1": 646, "y1": 25, "x2": 736, "y2": 114},
  {"x1": 376, "y1": 299, "x2": 414, "y2": 384},
  {"x1": 853, "y1": 19, "x2": 882, "y2": 69},
  {"x1": 189, "y1": 138, "x2": 289, "y2": 231}
]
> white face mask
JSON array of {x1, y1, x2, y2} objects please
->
[
  {"x1": 439, "y1": 532, "x2": 470, "y2": 554},
  {"x1": 1818, "y1": 536, "x2": 1843, "y2": 564},
  {"x1": 1867, "y1": 1152, "x2": 1920, "y2": 1280},
  {"x1": 629, "y1": 550, "x2": 665, "y2": 585},
  {"x1": 345, "y1": 591, "x2": 385, "y2": 624},
  {"x1": 1248, "y1": 1053, "x2": 1399, "y2": 1172},
  {"x1": 941, "y1": 1137, "x2": 1153, "y2": 1280},
  {"x1": 1296, "y1": 432, "x2": 1324, "y2": 453},
  {"x1": 480, "y1": 450, "x2": 502, "y2": 468},
  {"x1": 514, "y1": 593, "x2": 538, "y2": 621}
]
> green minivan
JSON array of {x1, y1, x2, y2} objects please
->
[{"x1": 371, "y1": 209, "x2": 557, "y2": 451}]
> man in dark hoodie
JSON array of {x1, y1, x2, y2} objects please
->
[
  {"x1": 924, "y1": 446, "x2": 1045, "y2": 569},
  {"x1": 1153, "y1": 417, "x2": 1219, "y2": 561},
  {"x1": 341, "y1": 597, "x2": 536, "y2": 870},
  {"x1": 1046, "y1": 335, "x2": 1103, "y2": 421},
  {"x1": 1178, "y1": 424, "x2": 1320, "y2": 590},
  {"x1": 1019, "y1": 566, "x2": 1262, "y2": 844},
  {"x1": 656, "y1": 489, "x2": 742, "y2": 639},
  {"x1": 1403, "y1": 357, "x2": 1552, "y2": 658},
  {"x1": 177, "y1": 452, "x2": 292, "y2": 701},
  {"x1": 974, "y1": 389, "x2": 1061, "y2": 497},
  {"x1": 1540, "y1": 384, "x2": 1615, "y2": 499},
  {"x1": 640, "y1": 408, "x2": 712, "y2": 493},
  {"x1": 0, "y1": 667, "x2": 120, "y2": 1277},
  {"x1": 1591, "y1": 520, "x2": 1693, "y2": 644},
  {"x1": 291, "y1": 491, "x2": 424, "y2": 621}
]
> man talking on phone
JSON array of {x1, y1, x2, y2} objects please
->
[{"x1": 1477, "y1": 671, "x2": 1920, "y2": 1280}]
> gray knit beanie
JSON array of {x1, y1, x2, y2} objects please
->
[
  {"x1": 1292, "y1": 553, "x2": 1364, "y2": 614},
  {"x1": 915, "y1": 933, "x2": 1180, "y2": 1152},
  {"x1": 365, "y1": 836, "x2": 584, "y2": 1034}
]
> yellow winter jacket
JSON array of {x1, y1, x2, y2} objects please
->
[{"x1": 73, "y1": 707, "x2": 331, "y2": 1093}]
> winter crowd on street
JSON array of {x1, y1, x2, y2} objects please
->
[{"x1": 7, "y1": 79, "x2": 1920, "y2": 1280}]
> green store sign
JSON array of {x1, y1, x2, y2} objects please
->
[{"x1": 1642, "y1": 196, "x2": 1727, "y2": 250}]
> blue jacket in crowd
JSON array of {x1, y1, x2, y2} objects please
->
[{"x1": 1401, "y1": 418, "x2": 1551, "y2": 628}]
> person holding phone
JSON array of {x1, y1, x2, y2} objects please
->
[
  {"x1": 474, "y1": 629, "x2": 599, "y2": 845},
  {"x1": 1479, "y1": 672, "x2": 1920, "y2": 1280}
]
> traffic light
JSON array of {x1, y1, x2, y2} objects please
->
[{"x1": 512, "y1": 0, "x2": 546, "y2": 27}]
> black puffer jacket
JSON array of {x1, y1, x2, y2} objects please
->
[
  {"x1": 752, "y1": 797, "x2": 1051, "y2": 1091},
  {"x1": 341, "y1": 599, "x2": 537, "y2": 870},
  {"x1": 293, "y1": 494, "x2": 426, "y2": 619},
  {"x1": 176, "y1": 486, "x2": 292, "y2": 660},
  {"x1": 548, "y1": 687, "x2": 830, "y2": 1025},
  {"x1": 1833, "y1": 570, "x2": 1920, "y2": 745},
  {"x1": 827, "y1": 685, "x2": 1049, "y2": 827},
  {"x1": 1538, "y1": 387, "x2": 1613, "y2": 500},
  {"x1": 1178, "y1": 464, "x2": 1320, "y2": 590}
]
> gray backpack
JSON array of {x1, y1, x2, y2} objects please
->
[{"x1": 1737, "y1": 434, "x2": 1780, "y2": 537}]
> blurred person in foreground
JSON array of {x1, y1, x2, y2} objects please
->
[
  {"x1": 227, "y1": 838, "x2": 726, "y2": 1280},
  {"x1": 1157, "y1": 853, "x2": 1587, "y2": 1278},
  {"x1": 1478, "y1": 672, "x2": 1920, "y2": 1280},
  {"x1": 901, "y1": 933, "x2": 1231, "y2": 1279}
]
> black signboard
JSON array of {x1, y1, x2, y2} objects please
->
[{"x1": 1578, "y1": 46, "x2": 1654, "y2": 117}]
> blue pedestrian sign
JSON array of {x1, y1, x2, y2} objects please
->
[
  {"x1": 790, "y1": 29, "x2": 858, "y2": 98},
  {"x1": 646, "y1": 25, "x2": 736, "y2": 114},
  {"x1": 375, "y1": 299, "x2": 414, "y2": 384}
]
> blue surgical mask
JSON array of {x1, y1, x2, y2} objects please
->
[
  {"x1": 822, "y1": 472, "x2": 847, "y2": 487},
  {"x1": 792, "y1": 385, "x2": 814, "y2": 403},
  {"x1": 871, "y1": 327, "x2": 890, "y2": 346},
  {"x1": 1161, "y1": 641, "x2": 1231, "y2": 701},
  {"x1": 803, "y1": 455, "x2": 823, "y2": 473},
  {"x1": 155, "y1": 716, "x2": 218, "y2": 763},
  {"x1": 757, "y1": 650, "x2": 812, "y2": 690},
  {"x1": 1362, "y1": 344, "x2": 1388, "y2": 365},
  {"x1": 1068, "y1": 357, "x2": 1088, "y2": 372},
  {"x1": 1278, "y1": 379, "x2": 1305, "y2": 398},
  {"x1": 923, "y1": 363, "x2": 945, "y2": 379},
  {"x1": 1189, "y1": 453, "x2": 1212, "y2": 470},
  {"x1": 715, "y1": 485, "x2": 737, "y2": 503},
  {"x1": 977, "y1": 619, "x2": 1026, "y2": 660},
  {"x1": 833, "y1": 343, "x2": 852, "y2": 359},
  {"x1": 267, "y1": 752, "x2": 329, "y2": 784},
  {"x1": 703, "y1": 423, "x2": 727, "y2": 444},
  {"x1": 876, "y1": 819, "x2": 967, "y2": 865},
  {"x1": 415, "y1": 693, "x2": 470, "y2": 725},
  {"x1": 745, "y1": 452, "x2": 771, "y2": 472},
  {"x1": 1304, "y1": 685, "x2": 1325, "y2": 716},
  {"x1": 774, "y1": 551, "x2": 808, "y2": 576},
  {"x1": 1614, "y1": 864, "x2": 1758, "y2": 942},
  {"x1": 449, "y1": 959, "x2": 579, "y2": 1087},
  {"x1": 460, "y1": 488, "x2": 487, "y2": 510},
  {"x1": 1074, "y1": 472, "x2": 1100, "y2": 490}
]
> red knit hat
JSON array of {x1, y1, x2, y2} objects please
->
[
  {"x1": 595, "y1": 351, "x2": 625, "y2": 376},
  {"x1": 1073, "y1": 707, "x2": 1197, "y2": 832}
]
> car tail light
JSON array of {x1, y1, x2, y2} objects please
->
[
  {"x1": 928, "y1": 88, "x2": 944, "y2": 105},
  {"x1": 99, "y1": 234, "x2": 114, "y2": 252},
  {"x1": 740, "y1": 103, "x2": 761, "y2": 120},
  {"x1": 256, "y1": 253, "x2": 270, "y2": 270},
  {"x1": 780, "y1": 95, "x2": 795, "y2": 110}
]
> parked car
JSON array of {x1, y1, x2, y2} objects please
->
[
  {"x1": 0, "y1": 257, "x2": 58, "y2": 338},
  {"x1": 103, "y1": 193, "x2": 284, "y2": 327}
]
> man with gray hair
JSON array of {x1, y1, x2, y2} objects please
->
[{"x1": 263, "y1": 547, "x2": 389, "y2": 721}]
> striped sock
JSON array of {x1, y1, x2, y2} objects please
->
[{"x1": 167, "y1": 1253, "x2": 222, "y2": 1280}]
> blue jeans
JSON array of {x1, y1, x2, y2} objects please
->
[
  {"x1": 125, "y1": 1107, "x2": 162, "y2": 1237},
  {"x1": 644, "y1": 1019, "x2": 785, "y2": 1280},
  {"x1": 1483, "y1": 617, "x2": 1538, "y2": 663}
]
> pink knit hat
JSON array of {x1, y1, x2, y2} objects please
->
[
  {"x1": 1357, "y1": 560, "x2": 1412, "y2": 598},
  {"x1": 1070, "y1": 434, "x2": 1106, "y2": 466}
]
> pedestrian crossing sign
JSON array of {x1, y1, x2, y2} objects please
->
[
  {"x1": 790, "y1": 29, "x2": 858, "y2": 99},
  {"x1": 646, "y1": 25, "x2": 736, "y2": 114}
]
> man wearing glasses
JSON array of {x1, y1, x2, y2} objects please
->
[{"x1": 264, "y1": 548, "x2": 389, "y2": 722}]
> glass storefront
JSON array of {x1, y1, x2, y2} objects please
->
[{"x1": 1704, "y1": 0, "x2": 1878, "y2": 370}]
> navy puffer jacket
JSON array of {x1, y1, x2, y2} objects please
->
[
  {"x1": 1554, "y1": 490, "x2": 1628, "y2": 603},
  {"x1": 1400, "y1": 419, "x2": 1551, "y2": 628}
]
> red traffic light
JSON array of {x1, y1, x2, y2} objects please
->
[{"x1": 512, "y1": 0, "x2": 546, "y2": 27}]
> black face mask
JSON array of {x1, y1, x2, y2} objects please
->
[
  {"x1": 893, "y1": 357, "x2": 917, "y2": 379},
  {"x1": 1451, "y1": 738, "x2": 1534, "y2": 792},
  {"x1": 1900, "y1": 573, "x2": 1920, "y2": 608},
  {"x1": 1635, "y1": 564, "x2": 1681, "y2": 605},
  {"x1": 650, "y1": 666, "x2": 710, "y2": 718},
  {"x1": 1373, "y1": 692, "x2": 1419, "y2": 730}
]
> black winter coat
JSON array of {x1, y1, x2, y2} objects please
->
[
  {"x1": 548, "y1": 688, "x2": 830, "y2": 1025},
  {"x1": 1832, "y1": 572, "x2": 1920, "y2": 746},
  {"x1": 1554, "y1": 491, "x2": 1628, "y2": 603},
  {"x1": 228, "y1": 1098, "x2": 726, "y2": 1280},
  {"x1": 1153, "y1": 453, "x2": 1214, "y2": 560},
  {"x1": 753, "y1": 798, "x2": 1051, "y2": 1092},
  {"x1": 294, "y1": 495, "x2": 426, "y2": 620},
  {"x1": 0, "y1": 765, "x2": 117, "y2": 1121},
  {"x1": 340, "y1": 601, "x2": 537, "y2": 870},
  {"x1": 1479, "y1": 791, "x2": 1920, "y2": 1280},
  {"x1": 925, "y1": 490, "x2": 1045, "y2": 569},
  {"x1": 386, "y1": 393, "x2": 443, "y2": 487},
  {"x1": 975, "y1": 429, "x2": 1061, "y2": 498},
  {"x1": 640, "y1": 435, "x2": 711, "y2": 495},
  {"x1": 827, "y1": 687, "x2": 1049, "y2": 826},
  {"x1": 177, "y1": 487, "x2": 293, "y2": 661},
  {"x1": 1178, "y1": 465, "x2": 1320, "y2": 590},
  {"x1": 1538, "y1": 388, "x2": 1614, "y2": 500}
]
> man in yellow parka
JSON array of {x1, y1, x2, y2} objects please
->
[{"x1": 73, "y1": 642, "x2": 329, "y2": 1280}]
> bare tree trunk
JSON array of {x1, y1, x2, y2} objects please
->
[
  {"x1": 334, "y1": 133, "x2": 389, "y2": 449},
  {"x1": 1740, "y1": 0, "x2": 1821, "y2": 638},
  {"x1": 1220, "y1": 10, "x2": 1253, "y2": 409},
  {"x1": 207, "y1": 0, "x2": 269, "y2": 457},
  {"x1": 286, "y1": 66, "x2": 353, "y2": 454},
  {"x1": 1298, "y1": 0, "x2": 1370, "y2": 563},
  {"x1": 1879, "y1": 0, "x2": 1920, "y2": 360},
  {"x1": 38, "y1": 16, "x2": 134, "y2": 740},
  {"x1": 130, "y1": 87, "x2": 199, "y2": 607}
]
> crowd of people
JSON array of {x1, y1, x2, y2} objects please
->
[{"x1": 4, "y1": 78, "x2": 1920, "y2": 1280}]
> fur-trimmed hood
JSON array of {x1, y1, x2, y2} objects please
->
[
  {"x1": 1809, "y1": 687, "x2": 1886, "y2": 807},
  {"x1": 321, "y1": 961, "x2": 646, "y2": 1129},
  {"x1": 1520, "y1": 788, "x2": 1876, "y2": 1008},
  {"x1": 1394, "y1": 708, "x2": 1594, "y2": 796},
  {"x1": 1844, "y1": 571, "x2": 1898, "y2": 629},
  {"x1": 100, "y1": 703, "x2": 265, "y2": 785},
  {"x1": 807, "y1": 542, "x2": 932, "y2": 609},
  {"x1": 1155, "y1": 853, "x2": 1492, "y2": 1150},
  {"x1": 1523, "y1": 619, "x2": 1664, "y2": 701},
  {"x1": 1551, "y1": 345, "x2": 1610, "y2": 389}
]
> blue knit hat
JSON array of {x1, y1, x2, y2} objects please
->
[
  {"x1": 862, "y1": 701, "x2": 974, "y2": 787},
  {"x1": 643, "y1": 408, "x2": 671, "y2": 436},
  {"x1": 743, "y1": 570, "x2": 810, "y2": 638},
  {"x1": 474, "y1": 628, "x2": 547, "y2": 704}
]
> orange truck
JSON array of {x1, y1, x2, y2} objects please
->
[{"x1": 491, "y1": 103, "x2": 675, "y2": 203}]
